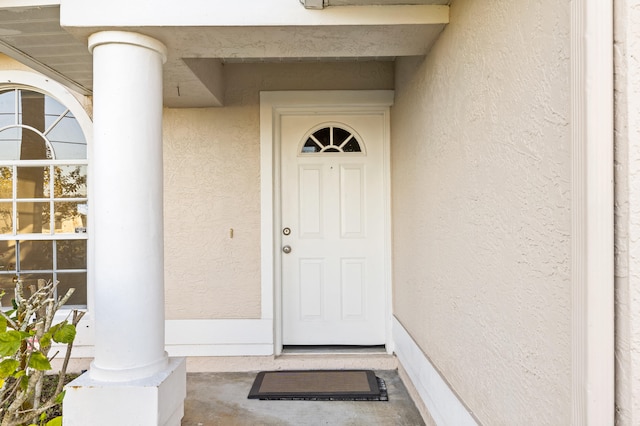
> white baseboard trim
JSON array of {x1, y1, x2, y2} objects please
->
[
  {"x1": 166, "y1": 344, "x2": 273, "y2": 357},
  {"x1": 165, "y1": 319, "x2": 274, "y2": 356},
  {"x1": 393, "y1": 317, "x2": 477, "y2": 426},
  {"x1": 65, "y1": 319, "x2": 275, "y2": 358},
  {"x1": 165, "y1": 319, "x2": 273, "y2": 345}
]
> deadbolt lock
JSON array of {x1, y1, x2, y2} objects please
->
[{"x1": 283, "y1": 227, "x2": 291, "y2": 236}]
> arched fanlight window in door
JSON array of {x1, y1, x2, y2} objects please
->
[{"x1": 301, "y1": 124, "x2": 364, "y2": 154}]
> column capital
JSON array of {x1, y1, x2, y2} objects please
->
[{"x1": 88, "y1": 30, "x2": 167, "y2": 64}]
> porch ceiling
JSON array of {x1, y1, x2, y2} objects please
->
[{"x1": 0, "y1": 1, "x2": 449, "y2": 107}]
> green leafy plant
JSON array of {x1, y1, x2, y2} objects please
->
[{"x1": 0, "y1": 279, "x2": 84, "y2": 426}]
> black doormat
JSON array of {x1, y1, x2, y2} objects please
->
[{"x1": 247, "y1": 370, "x2": 388, "y2": 401}]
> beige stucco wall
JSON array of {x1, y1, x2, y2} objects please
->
[
  {"x1": 0, "y1": 54, "x2": 31, "y2": 71},
  {"x1": 614, "y1": 0, "x2": 640, "y2": 424},
  {"x1": 162, "y1": 60, "x2": 393, "y2": 319},
  {"x1": 391, "y1": 0, "x2": 571, "y2": 424}
]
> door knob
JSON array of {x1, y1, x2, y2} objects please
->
[{"x1": 282, "y1": 245, "x2": 292, "y2": 254}]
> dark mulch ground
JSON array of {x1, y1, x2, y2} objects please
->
[
  {"x1": 1, "y1": 374, "x2": 77, "y2": 424},
  {"x1": 42, "y1": 374, "x2": 78, "y2": 418}
]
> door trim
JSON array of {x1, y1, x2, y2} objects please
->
[{"x1": 260, "y1": 90, "x2": 394, "y2": 355}]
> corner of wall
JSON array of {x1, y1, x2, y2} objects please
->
[{"x1": 392, "y1": 317, "x2": 478, "y2": 426}]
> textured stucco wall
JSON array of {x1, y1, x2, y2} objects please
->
[
  {"x1": 0, "y1": 54, "x2": 30, "y2": 71},
  {"x1": 614, "y1": 1, "x2": 640, "y2": 424},
  {"x1": 391, "y1": 1, "x2": 571, "y2": 424},
  {"x1": 163, "y1": 61, "x2": 393, "y2": 319}
]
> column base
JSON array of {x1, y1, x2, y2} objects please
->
[{"x1": 63, "y1": 357, "x2": 186, "y2": 426}]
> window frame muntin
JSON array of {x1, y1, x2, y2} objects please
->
[
  {"x1": 0, "y1": 78, "x2": 91, "y2": 309},
  {"x1": 298, "y1": 121, "x2": 367, "y2": 156}
]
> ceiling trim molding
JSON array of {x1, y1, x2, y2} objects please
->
[{"x1": 61, "y1": 2, "x2": 449, "y2": 30}]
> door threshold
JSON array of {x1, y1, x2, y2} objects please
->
[
  {"x1": 281, "y1": 345, "x2": 386, "y2": 355},
  {"x1": 273, "y1": 346, "x2": 397, "y2": 370}
]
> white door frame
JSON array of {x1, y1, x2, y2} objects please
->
[{"x1": 260, "y1": 90, "x2": 394, "y2": 355}]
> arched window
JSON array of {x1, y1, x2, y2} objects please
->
[
  {"x1": 301, "y1": 125, "x2": 364, "y2": 154},
  {"x1": 0, "y1": 88, "x2": 88, "y2": 306}
]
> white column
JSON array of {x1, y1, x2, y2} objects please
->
[
  {"x1": 88, "y1": 31, "x2": 168, "y2": 381},
  {"x1": 64, "y1": 31, "x2": 185, "y2": 426}
]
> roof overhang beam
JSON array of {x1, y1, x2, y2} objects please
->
[{"x1": 60, "y1": 1, "x2": 449, "y2": 29}]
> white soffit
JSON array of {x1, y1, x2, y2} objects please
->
[
  {"x1": 0, "y1": 1, "x2": 449, "y2": 107},
  {"x1": 0, "y1": 5, "x2": 90, "y2": 95}
]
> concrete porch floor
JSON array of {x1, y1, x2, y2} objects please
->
[{"x1": 182, "y1": 370, "x2": 426, "y2": 426}]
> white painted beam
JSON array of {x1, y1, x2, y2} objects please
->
[
  {"x1": 2, "y1": 0, "x2": 59, "y2": 6},
  {"x1": 60, "y1": 1, "x2": 448, "y2": 28}
]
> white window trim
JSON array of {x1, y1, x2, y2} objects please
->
[{"x1": 0, "y1": 69, "x2": 94, "y2": 321}]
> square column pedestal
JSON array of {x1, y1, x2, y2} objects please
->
[{"x1": 63, "y1": 357, "x2": 186, "y2": 426}]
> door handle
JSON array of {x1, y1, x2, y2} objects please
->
[{"x1": 282, "y1": 245, "x2": 292, "y2": 254}]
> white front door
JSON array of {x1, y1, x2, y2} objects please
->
[{"x1": 280, "y1": 112, "x2": 386, "y2": 345}]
